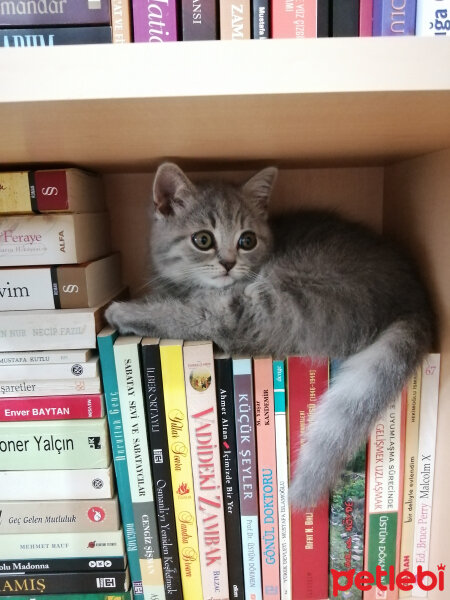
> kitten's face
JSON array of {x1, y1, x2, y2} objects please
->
[{"x1": 150, "y1": 165, "x2": 276, "y2": 290}]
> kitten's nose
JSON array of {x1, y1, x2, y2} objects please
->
[{"x1": 219, "y1": 260, "x2": 236, "y2": 273}]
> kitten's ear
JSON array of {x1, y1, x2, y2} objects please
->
[
  {"x1": 153, "y1": 163, "x2": 196, "y2": 217},
  {"x1": 242, "y1": 167, "x2": 278, "y2": 213}
]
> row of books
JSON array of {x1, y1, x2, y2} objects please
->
[{"x1": 1, "y1": 0, "x2": 448, "y2": 47}]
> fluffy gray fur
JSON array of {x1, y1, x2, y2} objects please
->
[{"x1": 106, "y1": 163, "x2": 434, "y2": 509}]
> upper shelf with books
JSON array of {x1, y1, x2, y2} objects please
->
[{"x1": 1, "y1": 37, "x2": 450, "y2": 171}]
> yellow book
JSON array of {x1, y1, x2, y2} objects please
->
[
  {"x1": 159, "y1": 339, "x2": 204, "y2": 599},
  {"x1": 0, "y1": 172, "x2": 32, "y2": 214}
]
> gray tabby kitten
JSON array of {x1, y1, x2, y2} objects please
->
[{"x1": 106, "y1": 163, "x2": 433, "y2": 509}]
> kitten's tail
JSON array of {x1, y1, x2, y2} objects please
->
[{"x1": 289, "y1": 316, "x2": 432, "y2": 510}]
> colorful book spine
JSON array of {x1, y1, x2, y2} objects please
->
[
  {"x1": 399, "y1": 368, "x2": 422, "y2": 598},
  {"x1": 0, "y1": 570, "x2": 129, "y2": 596},
  {"x1": 0, "y1": 213, "x2": 110, "y2": 267},
  {"x1": 0, "y1": 394, "x2": 104, "y2": 421},
  {"x1": 272, "y1": 0, "x2": 317, "y2": 38},
  {"x1": 215, "y1": 354, "x2": 245, "y2": 600},
  {"x1": 0, "y1": 417, "x2": 111, "y2": 470},
  {"x1": 0, "y1": 556, "x2": 125, "y2": 574},
  {"x1": 273, "y1": 360, "x2": 291, "y2": 600},
  {"x1": 0, "y1": 26, "x2": 112, "y2": 46},
  {"x1": 0, "y1": 594, "x2": 132, "y2": 600},
  {"x1": 254, "y1": 357, "x2": 280, "y2": 600},
  {"x1": 288, "y1": 356, "x2": 329, "y2": 600},
  {"x1": 416, "y1": 0, "x2": 450, "y2": 35},
  {"x1": 372, "y1": 0, "x2": 417, "y2": 35},
  {"x1": 0, "y1": 350, "x2": 92, "y2": 365},
  {"x1": 132, "y1": 0, "x2": 178, "y2": 42},
  {"x1": 220, "y1": 0, "x2": 251, "y2": 39},
  {"x1": 412, "y1": 354, "x2": 440, "y2": 597},
  {"x1": 363, "y1": 391, "x2": 407, "y2": 600},
  {"x1": 331, "y1": 0, "x2": 360, "y2": 36},
  {"x1": 0, "y1": 378, "x2": 101, "y2": 398},
  {"x1": 0, "y1": 466, "x2": 114, "y2": 501},
  {"x1": 181, "y1": 0, "x2": 219, "y2": 39},
  {"x1": 0, "y1": 497, "x2": 120, "y2": 534},
  {"x1": 97, "y1": 327, "x2": 144, "y2": 600},
  {"x1": 0, "y1": 0, "x2": 111, "y2": 26},
  {"x1": 252, "y1": 0, "x2": 270, "y2": 38},
  {"x1": 113, "y1": 335, "x2": 165, "y2": 600},
  {"x1": 0, "y1": 356, "x2": 98, "y2": 379},
  {"x1": 359, "y1": 0, "x2": 374, "y2": 35},
  {"x1": 141, "y1": 338, "x2": 183, "y2": 600},
  {"x1": 159, "y1": 340, "x2": 203, "y2": 598},
  {"x1": 183, "y1": 341, "x2": 229, "y2": 600},
  {"x1": 233, "y1": 357, "x2": 263, "y2": 600},
  {"x1": 110, "y1": 0, "x2": 132, "y2": 42}
]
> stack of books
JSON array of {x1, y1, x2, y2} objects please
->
[{"x1": 0, "y1": 167, "x2": 131, "y2": 597}]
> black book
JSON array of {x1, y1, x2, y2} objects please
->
[
  {"x1": 0, "y1": 26, "x2": 112, "y2": 47},
  {"x1": 331, "y1": 0, "x2": 360, "y2": 36},
  {"x1": 317, "y1": 0, "x2": 330, "y2": 37},
  {"x1": 0, "y1": 570, "x2": 129, "y2": 595},
  {"x1": 252, "y1": 0, "x2": 270, "y2": 39},
  {"x1": 140, "y1": 338, "x2": 183, "y2": 600},
  {"x1": 214, "y1": 354, "x2": 245, "y2": 600},
  {"x1": 0, "y1": 556, "x2": 126, "y2": 573}
]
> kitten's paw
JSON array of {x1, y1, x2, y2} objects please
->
[{"x1": 105, "y1": 302, "x2": 130, "y2": 332}]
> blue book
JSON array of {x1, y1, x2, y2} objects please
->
[
  {"x1": 373, "y1": 0, "x2": 416, "y2": 35},
  {"x1": 97, "y1": 327, "x2": 144, "y2": 600}
]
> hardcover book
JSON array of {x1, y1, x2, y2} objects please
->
[
  {"x1": 215, "y1": 353, "x2": 245, "y2": 600},
  {"x1": 0, "y1": 378, "x2": 101, "y2": 398},
  {"x1": 372, "y1": 0, "x2": 417, "y2": 35},
  {"x1": 132, "y1": 0, "x2": 178, "y2": 42},
  {"x1": 0, "y1": 417, "x2": 111, "y2": 470},
  {"x1": 0, "y1": 394, "x2": 104, "y2": 421},
  {"x1": 0, "y1": 356, "x2": 98, "y2": 379},
  {"x1": 0, "y1": 27, "x2": 112, "y2": 46},
  {"x1": 252, "y1": 0, "x2": 269, "y2": 38},
  {"x1": 233, "y1": 357, "x2": 263, "y2": 600},
  {"x1": 181, "y1": 0, "x2": 219, "y2": 40},
  {"x1": 97, "y1": 327, "x2": 144, "y2": 600},
  {"x1": 183, "y1": 341, "x2": 229, "y2": 600},
  {"x1": 110, "y1": 0, "x2": 132, "y2": 42},
  {"x1": 0, "y1": 497, "x2": 120, "y2": 534},
  {"x1": 288, "y1": 356, "x2": 329, "y2": 600},
  {"x1": 331, "y1": 0, "x2": 360, "y2": 36},
  {"x1": 113, "y1": 335, "x2": 166, "y2": 600},
  {"x1": 141, "y1": 338, "x2": 183, "y2": 600},
  {"x1": 220, "y1": 0, "x2": 251, "y2": 39},
  {"x1": 416, "y1": 0, "x2": 450, "y2": 35},
  {"x1": 0, "y1": 0, "x2": 111, "y2": 27},
  {"x1": 0, "y1": 213, "x2": 111, "y2": 267},
  {"x1": 254, "y1": 357, "x2": 280, "y2": 600},
  {"x1": 359, "y1": 0, "x2": 373, "y2": 35},
  {"x1": 0, "y1": 349, "x2": 92, "y2": 365},
  {"x1": 272, "y1": 0, "x2": 317, "y2": 38},
  {"x1": 159, "y1": 340, "x2": 203, "y2": 598},
  {"x1": 0, "y1": 169, "x2": 105, "y2": 215}
]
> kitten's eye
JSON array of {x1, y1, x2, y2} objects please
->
[
  {"x1": 192, "y1": 230, "x2": 214, "y2": 251},
  {"x1": 238, "y1": 231, "x2": 257, "y2": 251}
]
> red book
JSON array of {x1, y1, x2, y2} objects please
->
[
  {"x1": 272, "y1": 0, "x2": 317, "y2": 38},
  {"x1": 359, "y1": 0, "x2": 373, "y2": 36},
  {"x1": 287, "y1": 356, "x2": 329, "y2": 600},
  {"x1": 0, "y1": 394, "x2": 104, "y2": 421}
]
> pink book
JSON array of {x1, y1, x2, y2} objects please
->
[
  {"x1": 132, "y1": 0, "x2": 178, "y2": 42},
  {"x1": 360, "y1": 0, "x2": 374, "y2": 36},
  {"x1": 272, "y1": 0, "x2": 317, "y2": 38},
  {"x1": 183, "y1": 341, "x2": 229, "y2": 600},
  {"x1": 0, "y1": 394, "x2": 104, "y2": 421},
  {"x1": 254, "y1": 357, "x2": 281, "y2": 600}
]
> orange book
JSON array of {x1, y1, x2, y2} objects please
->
[
  {"x1": 219, "y1": 0, "x2": 251, "y2": 39},
  {"x1": 272, "y1": 0, "x2": 317, "y2": 38}
]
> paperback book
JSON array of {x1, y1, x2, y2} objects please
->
[
  {"x1": 0, "y1": 27, "x2": 112, "y2": 47},
  {"x1": 0, "y1": 0, "x2": 111, "y2": 27},
  {"x1": 416, "y1": 0, "x2": 450, "y2": 35},
  {"x1": 0, "y1": 378, "x2": 102, "y2": 398},
  {"x1": 110, "y1": 0, "x2": 132, "y2": 42},
  {"x1": 372, "y1": 0, "x2": 416, "y2": 35},
  {"x1": 132, "y1": 0, "x2": 178, "y2": 42},
  {"x1": 220, "y1": 0, "x2": 251, "y2": 39},
  {"x1": 181, "y1": 0, "x2": 218, "y2": 40},
  {"x1": 0, "y1": 349, "x2": 92, "y2": 365},
  {"x1": 0, "y1": 356, "x2": 99, "y2": 379},
  {"x1": 272, "y1": 0, "x2": 317, "y2": 37},
  {"x1": 0, "y1": 394, "x2": 104, "y2": 421}
]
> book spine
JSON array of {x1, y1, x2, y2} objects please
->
[
  {"x1": 331, "y1": 0, "x2": 360, "y2": 36},
  {"x1": 288, "y1": 356, "x2": 329, "y2": 600},
  {"x1": 359, "y1": 0, "x2": 373, "y2": 35},
  {"x1": 0, "y1": 378, "x2": 101, "y2": 398},
  {"x1": 0, "y1": 594, "x2": 132, "y2": 600},
  {"x1": 363, "y1": 391, "x2": 407, "y2": 600},
  {"x1": 0, "y1": 466, "x2": 114, "y2": 501},
  {"x1": 0, "y1": 350, "x2": 92, "y2": 365},
  {"x1": 110, "y1": 0, "x2": 132, "y2": 42},
  {"x1": 0, "y1": 557, "x2": 126, "y2": 574},
  {"x1": 272, "y1": 0, "x2": 317, "y2": 38},
  {"x1": 399, "y1": 368, "x2": 422, "y2": 598},
  {"x1": 233, "y1": 357, "x2": 263, "y2": 600},
  {"x1": 141, "y1": 341, "x2": 183, "y2": 600},
  {"x1": 273, "y1": 360, "x2": 291, "y2": 600},
  {"x1": 220, "y1": 0, "x2": 251, "y2": 39},
  {"x1": 132, "y1": 0, "x2": 178, "y2": 42},
  {"x1": 416, "y1": 0, "x2": 450, "y2": 35},
  {"x1": 0, "y1": 571, "x2": 128, "y2": 596},
  {"x1": 372, "y1": 0, "x2": 416, "y2": 35},
  {"x1": 215, "y1": 356, "x2": 245, "y2": 600},
  {"x1": 113, "y1": 338, "x2": 166, "y2": 600},
  {"x1": 159, "y1": 341, "x2": 203, "y2": 598},
  {"x1": 254, "y1": 357, "x2": 280, "y2": 600},
  {"x1": 0, "y1": 497, "x2": 120, "y2": 534},
  {"x1": 183, "y1": 342, "x2": 229, "y2": 600},
  {"x1": 181, "y1": 0, "x2": 219, "y2": 40},
  {"x1": 0, "y1": 1, "x2": 110, "y2": 27},
  {"x1": 412, "y1": 354, "x2": 440, "y2": 597},
  {"x1": 0, "y1": 27, "x2": 112, "y2": 47},
  {"x1": 0, "y1": 268, "x2": 56, "y2": 310},
  {"x1": 0, "y1": 172, "x2": 33, "y2": 214},
  {"x1": 97, "y1": 330, "x2": 144, "y2": 600},
  {"x1": 0, "y1": 417, "x2": 111, "y2": 470},
  {"x1": 0, "y1": 357, "x2": 98, "y2": 380},
  {"x1": 252, "y1": 0, "x2": 270, "y2": 38},
  {"x1": 317, "y1": 0, "x2": 330, "y2": 36},
  {"x1": 0, "y1": 394, "x2": 104, "y2": 421}
]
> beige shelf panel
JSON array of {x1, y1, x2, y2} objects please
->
[{"x1": 0, "y1": 38, "x2": 450, "y2": 170}]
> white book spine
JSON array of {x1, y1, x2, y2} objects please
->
[
  {"x1": 275, "y1": 408, "x2": 291, "y2": 600},
  {"x1": 0, "y1": 268, "x2": 55, "y2": 310},
  {"x1": 0, "y1": 377, "x2": 101, "y2": 397},
  {"x1": 416, "y1": 0, "x2": 450, "y2": 36},
  {"x1": 412, "y1": 353, "x2": 441, "y2": 597},
  {"x1": 0, "y1": 349, "x2": 93, "y2": 365},
  {"x1": 0, "y1": 466, "x2": 114, "y2": 500},
  {"x1": 0, "y1": 356, "x2": 99, "y2": 380}
]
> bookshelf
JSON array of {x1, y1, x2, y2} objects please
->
[{"x1": 1, "y1": 37, "x2": 449, "y2": 600}]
